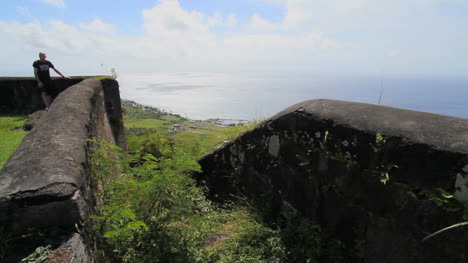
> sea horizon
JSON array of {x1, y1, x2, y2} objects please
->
[{"x1": 116, "y1": 72, "x2": 468, "y2": 121}]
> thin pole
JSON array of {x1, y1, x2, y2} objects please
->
[
  {"x1": 378, "y1": 88, "x2": 383, "y2": 105},
  {"x1": 378, "y1": 70, "x2": 384, "y2": 104}
]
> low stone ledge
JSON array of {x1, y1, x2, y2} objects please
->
[
  {"x1": 269, "y1": 99, "x2": 468, "y2": 202},
  {"x1": 0, "y1": 78, "x2": 117, "y2": 225},
  {"x1": 198, "y1": 99, "x2": 468, "y2": 263},
  {"x1": 47, "y1": 233, "x2": 93, "y2": 263},
  {"x1": 2, "y1": 232, "x2": 94, "y2": 263},
  {"x1": 0, "y1": 77, "x2": 124, "y2": 262},
  {"x1": 0, "y1": 76, "x2": 96, "y2": 114},
  {"x1": 271, "y1": 99, "x2": 468, "y2": 154}
]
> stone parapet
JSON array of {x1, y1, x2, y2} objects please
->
[
  {"x1": 198, "y1": 99, "x2": 468, "y2": 263},
  {"x1": 0, "y1": 76, "x2": 103, "y2": 114},
  {"x1": 0, "y1": 78, "x2": 124, "y2": 262}
]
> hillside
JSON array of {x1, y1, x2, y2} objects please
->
[{"x1": 122, "y1": 99, "x2": 254, "y2": 155}]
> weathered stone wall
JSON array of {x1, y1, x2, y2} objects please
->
[
  {"x1": 0, "y1": 78, "x2": 125, "y2": 262},
  {"x1": 0, "y1": 77, "x2": 91, "y2": 114},
  {"x1": 197, "y1": 99, "x2": 468, "y2": 263}
]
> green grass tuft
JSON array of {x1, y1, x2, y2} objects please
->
[{"x1": 0, "y1": 116, "x2": 28, "y2": 169}]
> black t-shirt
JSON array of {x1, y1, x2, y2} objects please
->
[{"x1": 33, "y1": 60, "x2": 54, "y2": 82}]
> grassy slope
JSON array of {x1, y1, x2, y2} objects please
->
[
  {"x1": 110, "y1": 101, "x2": 336, "y2": 263},
  {"x1": 98, "y1": 101, "x2": 289, "y2": 262},
  {"x1": 0, "y1": 116, "x2": 28, "y2": 168},
  {"x1": 123, "y1": 100, "x2": 243, "y2": 155}
]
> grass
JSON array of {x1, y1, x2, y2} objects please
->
[
  {"x1": 88, "y1": 137, "x2": 286, "y2": 263},
  {"x1": 107, "y1": 102, "x2": 285, "y2": 262},
  {"x1": 125, "y1": 118, "x2": 173, "y2": 132},
  {"x1": 93, "y1": 76, "x2": 115, "y2": 80},
  {"x1": 122, "y1": 100, "x2": 257, "y2": 156},
  {"x1": 0, "y1": 116, "x2": 28, "y2": 169},
  {"x1": 173, "y1": 123, "x2": 235, "y2": 154},
  {"x1": 185, "y1": 207, "x2": 285, "y2": 262}
]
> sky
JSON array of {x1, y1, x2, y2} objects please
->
[{"x1": 1, "y1": 0, "x2": 468, "y2": 76}]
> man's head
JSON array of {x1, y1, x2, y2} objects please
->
[{"x1": 39, "y1": 52, "x2": 47, "y2": 61}]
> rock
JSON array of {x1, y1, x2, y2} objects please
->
[
  {"x1": 46, "y1": 234, "x2": 93, "y2": 263},
  {"x1": 23, "y1": 110, "x2": 46, "y2": 131},
  {"x1": 0, "y1": 78, "x2": 125, "y2": 263}
]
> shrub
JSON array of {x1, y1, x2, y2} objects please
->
[{"x1": 89, "y1": 136, "x2": 286, "y2": 262}]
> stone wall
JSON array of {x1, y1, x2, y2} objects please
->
[
  {"x1": 0, "y1": 77, "x2": 91, "y2": 114},
  {"x1": 0, "y1": 78, "x2": 125, "y2": 262},
  {"x1": 197, "y1": 99, "x2": 468, "y2": 263}
]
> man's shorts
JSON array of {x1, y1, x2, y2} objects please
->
[{"x1": 40, "y1": 81, "x2": 55, "y2": 96}]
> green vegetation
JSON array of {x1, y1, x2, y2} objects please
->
[
  {"x1": 90, "y1": 135, "x2": 344, "y2": 262},
  {"x1": 20, "y1": 245, "x2": 52, "y2": 263},
  {"x1": 0, "y1": 116, "x2": 28, "y2": 169},
  {"x1": 369, "y1": 133, "x2": 398, "y2": 184},
  {"x1": 90, "y1": 102, "x2": 280, "y2": 262},
  {"x1": 88, "y1": 101, "x2": 345, "y2": 262},
  {"x1": 122, "y1": 100, "x2": 183, "y2": 121},
  {"x1": 224, "y1": 120, "x2": 261, "y2": 141},
  {"x1": 422, "y1": 191, "x2": 468, "y2": 241},
  {"x1": 125, "y1": 118, "x2": 172, "y2": 130},
  {"x1": 173, "y1": 124, "x2": 235, "y2": 155},
  {"x1": 93, "y1": 75, "x2": 115, "y2": 80},
  {"x1": 123, "y1": 100, "x2": 256, "y2": 156},
  {"x1": 89, "y1": 138, "x2": 285, "y2": 262}
]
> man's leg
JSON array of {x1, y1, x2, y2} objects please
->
[{"x1": 41, "y1": 91, "x2": 51, "y2": 109}]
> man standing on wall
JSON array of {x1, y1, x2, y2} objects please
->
[{"x1": 33, "y1": 52, "x2": 69, "y2": 110}]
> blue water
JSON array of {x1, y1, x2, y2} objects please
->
[{"x1": 117, "y1": 72, "x2": 468, "y2": 120}]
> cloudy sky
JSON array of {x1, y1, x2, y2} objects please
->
[{"x1": 1, "y1": 0, "x2": 467, "y2": 76}]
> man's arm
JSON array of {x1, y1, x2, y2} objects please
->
[
  {"x1": 52, "y1": 67, "x2": 70, "y2": 79},
  {"x1": 34, "y1": 67, "x2": 44, "y2": 88}
]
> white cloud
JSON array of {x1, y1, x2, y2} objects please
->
[
  {"x1": 141, "y1": 0, "x2": 217, "y2": 59},
  {"x1": 38, "y1": 0, "x2": 66, "y2": 8},
  {"x1": 249, "y1": 14, "x2": 278, "y2": 31},
  {"x1": 387, "y1": 50, "x2": 400, "y2": 57},
  {"x1": 225, "y1": 33, "x2": 339, "y2": 50},
  {"x1": 143, "y1": 0, "x2": 208, "y2": 35},
  {"x1": 80, "y1": 18, "x2": 116, "y2": 33},
  {"x1": 207, "y1": 12, "x2": 237, "y2": 27},
  {"x1": 265, "y1": 0, "x2": 373, "y2": 29},
  {"x1": 208, "y1": 12, "x2": 223, "y2": 26}
]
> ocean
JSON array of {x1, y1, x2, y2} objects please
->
[{"x1": 117, "y1": 72, "x2": 468, "y2": 121}]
